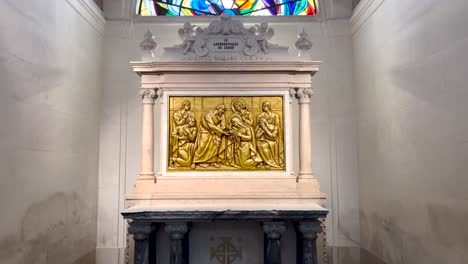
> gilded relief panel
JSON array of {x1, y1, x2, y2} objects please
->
[{"x1": 168, "y1": 96, "x2": 285, "y2": 171}]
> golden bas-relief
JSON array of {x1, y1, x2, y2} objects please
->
[{"x1": 168, "y1": 96, "x2": 285, "y2": 171}]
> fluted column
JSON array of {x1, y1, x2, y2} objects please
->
[
  {"x1": 297, "y1": 221, "x2": 322, "y2": 264},
  {"x1": 165, "y1": 222, "x2": 189, "y2": 264},
  {"x1": 296, "y1": 88, "x2": 314, "y2": 180},
  {"x1": 138, "y1": 88, "x2": 157, "y2": 181},
  {"x1": 289, "y1": 88, "x2": 296, "y2": 176},
  {"x1": 263, "y1": 222, "x2": 286, "y2": 264},
  {"x1": 128, "y1": 222, "x2": 152, "y2": 264}
]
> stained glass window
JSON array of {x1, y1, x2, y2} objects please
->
[{"x1": 136, "y1": 0, "x2": 318, "y2": 16}]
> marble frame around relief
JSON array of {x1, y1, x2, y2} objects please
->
[{"x1": 161, "y1": 90, "x2": 291, "y2": 177}]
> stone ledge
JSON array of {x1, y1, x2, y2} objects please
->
[{"x1": 122, "y1": 205, "x2": 328, "y2": 222}]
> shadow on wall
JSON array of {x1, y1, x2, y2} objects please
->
[{"x1": 0, "y1": 192, "x2": 96, "y2": 264}]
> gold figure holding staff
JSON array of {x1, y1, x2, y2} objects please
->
[{"x1": 192, "y1": 104, "x2": 229, "y2": 168}]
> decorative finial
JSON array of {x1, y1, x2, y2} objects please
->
[
  {"x1": 140, "y1": 30, "x2": 158, "y2": 57},
  {"x1": 295, "y1": 29, "x2": 313, "y2": 57}
]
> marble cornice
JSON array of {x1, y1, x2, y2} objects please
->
[{"x1": 130, "y1": 61, "x2": 321, "y2": 76}]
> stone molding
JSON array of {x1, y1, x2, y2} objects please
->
[
  {"x1": 65, "y1": 0, "x2": 105, "y2": 34},
  {"x1": 350, "y1": 0, "x2": 385, "y2": 35}
]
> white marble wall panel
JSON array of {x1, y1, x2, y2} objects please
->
[
  {"x1": 0, "y1": 0, "x2": 104, "y2": 263},
  {"x1": 352, "y1": 0, "x2": 468, "y2": 263}
]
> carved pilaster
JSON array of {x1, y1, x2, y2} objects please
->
[
  {"x1": 263, "y1": 222, "x2": 286, "y2": 264},
  {"x1": 289, "y1": 88, "x2": 296, "y2": 177},
  {"x1": 157, "y1": 89, "x2": 164, "y2": 176},
  {"x1": 138, "y1": 88, "x2": 157, "y2": 182},
  {"x1": 128, "y1": 222, "x2": 152, "y2": 264},
  {"x1": 298, "y1": 221, "x2": 322, "y2": 264},
  {"x1": 296, "y1": 88, "x2": 315, "y2": 181},
  {"x1": 165, "y1": 222, "x2": 189, "y2": 264}
]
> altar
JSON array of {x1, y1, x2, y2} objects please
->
[{"x1": 122, "y1": 15, "x2": 327, "y2": 264}]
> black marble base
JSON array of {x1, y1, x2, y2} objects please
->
[{"x1": 123, "y1": 209, "x2": 328, "y2": 264}]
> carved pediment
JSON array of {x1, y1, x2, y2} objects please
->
[{"x1": 163, "y1": 14, "x2": 289, "y2": 61}]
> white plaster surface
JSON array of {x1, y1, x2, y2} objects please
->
[
  {"x1": 352, "y1": 0, "x2": 468, "y2": 263},
  {"x1": 97, "y1": 7, "x2": 360, "y2": 263},
  {"x1": 0, "y1": 0, "x2": 104, "y2": 263}
]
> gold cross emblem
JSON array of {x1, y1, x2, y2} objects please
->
[{"x1": 210, "y1": 237, "x2": 242, "y2": 264}]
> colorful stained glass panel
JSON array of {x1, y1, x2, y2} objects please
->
[{"x1": 136, "y1": 0, "x2": 318, "y2": 16}]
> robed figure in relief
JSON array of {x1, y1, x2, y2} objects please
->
[
  {"x1": 225, "y1": 117, "x2": 262, "y2": 168},
  {"x1": 170, "y1": 117, "x2": 198, "y2": 167},
  {"x1": 192, "y1": 105, "x2": 228, "y2": 168},
  {"x1": 230, "y1": 100, "x2": 254, "y2": 127},
  {"x1": 172, "y1": 100, "x2": 195, "y2": 132},
  {"x1": 255, "y1": 101, "x2": 284, "y2": 168}
]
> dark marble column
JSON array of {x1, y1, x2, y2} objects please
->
[
  {"x1": 263, "y1": 222, "x2": 286, "y2": 264},
  {"x1": 128, "y1": 221, "x2": 153, "y2": 264},
  {"x1": 164, "y1": 222, "x2": 189, "y2": 264},
  {"x1": 298, "y1": 221, "x2": 322, "y2": 264}
]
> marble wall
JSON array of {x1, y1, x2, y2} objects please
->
[
  {"x1": 97, "y1": 0, "x2": 360, "y2": 262},
  {"x1": 0, "y1": 0, "x2": 104, "y2": 263},
  {"x1": 352, "y1": 0, "x2": 468, "y2": 263}
]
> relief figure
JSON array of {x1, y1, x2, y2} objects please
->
[
  {"x1": 225, "y1": 117, "x2": 262, "y2": 169},
  {"x1": 168, "y1": 96, "x2": 285, "y2": 171},
  {"x1": 230, "y1": 99, "x2": 254, "y2": 127},
  {"x1": 255, "y1": 102, "x2": 284, "y2": 168},
  {"x1": 192, "y1": 105, "x2": 228, "y2": 168},
  {"x1": 170, "y1": 118, "x2": 197, "y2": 167},
  {"x1": 172, "y1": 100, "x2": 195, "y2": 132}
]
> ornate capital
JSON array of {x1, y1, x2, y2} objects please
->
[
  {"x1": 156, "y1": 89, "x2": 164, "y2": 104},
  {"x1": 262, "y1": 222, "x2": 286, "y2": 239},
  {"x1": 139, "y1": 88, "x2": 157, "y2": 104},
  {"x1": 128, "y1": 222, "x2": 152, "y2": 240},
  {"x1": 289, "y1": 88, "x2": 297, "y2": 100},
  {"x1": 296, "y1": 88, "x2": 313, "y2": 103},
  {"x1": 164, "y1": 222, "x2": 189, "y2": 239},
  {"x1": 298, "y1": 221, "x2": 322, "y2": 239}
]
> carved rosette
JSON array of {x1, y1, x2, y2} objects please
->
[
  {"x1": 296, "y1": 88, "x2": 313, "y2": 103},
  {"x1": 139, "y1": 88, "x2": 158, "y2": 104}
]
